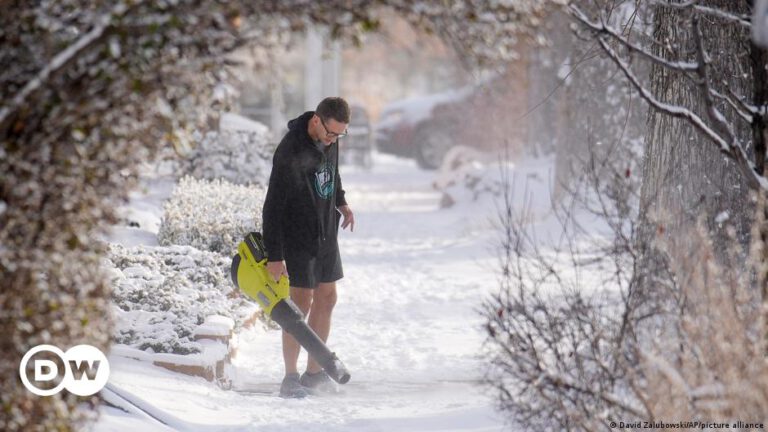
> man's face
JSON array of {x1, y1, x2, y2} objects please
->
[{"x1": 314, "y1": 115, "x2": 348, "y2": 146}]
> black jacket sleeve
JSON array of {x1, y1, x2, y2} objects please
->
[
  {"x1": 262, "y1": 143, "x2": 291, "y2": 261},
  {"x1": 334, "y1": 143, "x2": 347, "y2": 207}
]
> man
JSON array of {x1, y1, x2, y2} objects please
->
[{"x1": 262, "y1": 97, "x2": 355, "y2": 398}]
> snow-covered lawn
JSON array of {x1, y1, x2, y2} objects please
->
[{"x1": 95, "y1": 153, "x2": 515, "y2": 431}]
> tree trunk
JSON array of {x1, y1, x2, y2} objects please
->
[{"x1": 639, "y1": 1, "x2": 754, "y2": 255}]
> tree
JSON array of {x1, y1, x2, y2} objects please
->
[
  {"x1": 570, "y1": 1, "x2": 764, "y2": 238},
  {"x1": 570, "y1": 0, "x2": 768, "y2": 359},
  {"x1": 0, "y1": 2, "x2": 383, "y2": 430},
  {"x1": 482, "y1": 0, "x2": 768, "y2": 429}
]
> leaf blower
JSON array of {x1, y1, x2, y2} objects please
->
[{"x1": 230, "y1": 232, "x2": 350, "y2": 385}]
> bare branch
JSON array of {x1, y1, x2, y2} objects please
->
[
  {"x1": 570, "y1": 6, "x2": 768, "y2": 191},
  {"x1": 689, "y1": 14, "x2": 767, "y2": 190},
  {"x1": 592, "y1": 37, "x2": 721, "y2": 157},
  {"x1": 709, "y1": 89, "x2": 755, "y2": 123},
  {"x1": 569, "y1": 5, "x2": 699, "y2": 74},
  {"x1": 692, "y1": 15, "x2": 738, "y2": 149},
  {"x1": 657, "y1": 0, "x2": 751, "y2": 28}
]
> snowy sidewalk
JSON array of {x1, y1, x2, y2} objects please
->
[{"x1": 96, "y1": 155, "x2": 507, "y2": 432}]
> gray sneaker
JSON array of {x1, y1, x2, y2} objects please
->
[
  {"x1": 299, "y1": 370, "x2": 339, "y2": 395},
  {"x1": 279, "y1": 373, "x2": 308, "y2": 398}
]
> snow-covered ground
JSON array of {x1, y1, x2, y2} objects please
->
[{"x1": 94, "y1": 153, "x2": 531, "y2": 432}]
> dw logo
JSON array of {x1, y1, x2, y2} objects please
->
[{"x1": 19, "y1": 344, "x2": 110, "y2": 396}]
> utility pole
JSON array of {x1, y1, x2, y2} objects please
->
[{"x1": 305, "y1": 25, "x2": 341, "y2": 110}]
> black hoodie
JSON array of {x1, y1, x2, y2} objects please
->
[{"x1": 262, "y1": 111, "x2": 347, "y2": 261}]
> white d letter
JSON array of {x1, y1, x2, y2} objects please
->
[{"x1": 34, "y1": 360, "x2": 58, "y2": 382}]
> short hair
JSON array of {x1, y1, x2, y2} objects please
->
[{"x1": 315, "y1": 97, "x2": 350, "y2": 124}]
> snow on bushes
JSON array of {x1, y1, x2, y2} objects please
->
[
  {"x1": 434, "y1": 146, "x2": 555, "y2": 213},
  {"x1": 433, "y1": 146, "x2": 504, "y2": 208},
  {"x1": 157, "y1": 176, "x2": 265, "y2": 254},
  {"x1": 186, "y1": 113, "x2": 274, "y2": 187},
  {"x1": 107, "y1": 244, "x2": 260, "y2": 355}
]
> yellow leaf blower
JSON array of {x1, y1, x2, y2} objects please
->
[{"x1": 230, "y1": 232, "x2": 350, "y2": 385}]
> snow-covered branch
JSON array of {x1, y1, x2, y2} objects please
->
[
  {"x1": 690, "y1": 14, "x2": 768, "y2": 191},
  {"x1": 569, "y1": 5, "x2": 699, "y2": 74},
  {"x1": 709, "y1": 89, "x2": 755, "y2": 124},
  {"x1": 570, "y1": 4, "x2": 768, "y2": 192},
  {"x1": 691, "y1": 15, "x2": 738, "y2": 148},
  {"x1": 592, "y1": 38, "x2": 720, "y2": 152},
  {"x1": 658, "y1": 0, "x2": 752, "y2": 28}
]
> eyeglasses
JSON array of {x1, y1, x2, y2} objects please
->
[{"x1": 319, "y1": 116, "x2": 348, "y2": 139}]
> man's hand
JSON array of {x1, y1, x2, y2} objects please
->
[
  {"x1": 339, "y1": 205, "x2": 355, "y2": 232},
  {"x1": 266, "y1": 260, "x2": 287, "y2": 282}
]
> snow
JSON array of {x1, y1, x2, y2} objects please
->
[
  {"x1": 109, "y1": 341, "x2": 230, "y2": 368},
  {"x1": 152, "y1": 353, "x2": 209, "y2": 368},
  {"x1": 95, "y1": 152, "x2": 516, "y2": 431},
  {"x1": 185, "y1": 115, "x2": 273, "y2": 187},
  {"x1": 556, "y1": 56, "x2": 573, "y2": 84},
  {"x1": 715, "y1": 210, "x2": 730, "y2": 224},
  {"x1": 109, "y1": 345, "x2": 155, "y2": 362},
  {"x1": 193, "y1": 315, "x2": 235, "y2": 338},
  {"x1": 156, "y1": 176, "x2": 266, "y2": 254},
  {"x1": 109, "y1": 172, "x2": 176, "y2": 247},
  {"x1": 107, "y1": 243, "x2": 259, "y2": 355},
  {"x1": 220, "y1": 112, "x2": 269, "y2": 134}
]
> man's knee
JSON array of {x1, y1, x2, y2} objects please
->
[
  {"x1": 290, "y1": 287, "x2": 313, "y2": 314},
  {"x1": 312, "y1": 283, "x2": 337, "y2": 311}
]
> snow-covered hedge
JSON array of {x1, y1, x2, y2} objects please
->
[
  {"x1": 107, "y1": 244, "x2": 260, "y2": 355},
  {"x1": 186, "y1": 113, "x2": 274, "y2": 187},
  {"x1": 433, "y1": 146, "x2": 504, "y2": 208},
  {"x1": 157, "y1": 176, "x2": 265, "y2": 254}
]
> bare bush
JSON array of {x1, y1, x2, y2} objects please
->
[
  {"x1": 483, "y1": 123, "x2": 768, "y2": 431},
  {"x1": 638, "y1": 221, "x2": 767, "y2": 423},
  {"x1": 483, "y1": 136, "x2": 646, "y2": 430}
]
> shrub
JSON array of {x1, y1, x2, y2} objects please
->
[
  {"x1": 186, "y1": 113, "x2": 275, "y2": 187},
  {"x1": 157, "y1": 176, "x2": 265, "y2": 254},
  {"x1": 107, "y1": 244, "x2": 260, "y2": 355}
]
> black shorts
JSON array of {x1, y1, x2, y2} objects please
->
[{"x1": 284, "y1": 243, "x2": 344, "y2": 289}]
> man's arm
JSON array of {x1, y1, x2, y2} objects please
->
[
  {"x1": 334, "y1": 157, "x2": 354, "y2": 232},
  {"x1": 338, "y1": 204, "x2": 354, "y2": 232},
  {"x1": 262, "y1": 144, "x2": 290, "y2": 262},
  {"x1": 335, "y1": 160, "x2": 347, "y2": 208}
]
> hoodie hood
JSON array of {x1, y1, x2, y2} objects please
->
[
  {"x1": 287, "y1": 111, "x2": 315, "y2": 134},
  {"x1": 286, "y1": 111, "x2": 318, "y2": 150}
]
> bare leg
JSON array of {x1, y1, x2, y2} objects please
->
[
  {"x1": 283, "y1": 286, "x2": 313, "y2": 375},
  {"x1": 306, "y1": 281, "x2": 338, "y2": 374}
]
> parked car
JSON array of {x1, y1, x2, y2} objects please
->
[
  {"x1": 375, "y1": 71, "x2": 526, "y2": 169},
  {"x1": 375, "y1": 89, "x2": 470, "y2": 169},
  {"x1": 341, "y1": 104, "x2": 374, "y2": 169}
]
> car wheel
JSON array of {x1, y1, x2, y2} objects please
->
[{"x1": 415, "y1": 124, "x2": 454, "y2": 170}]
